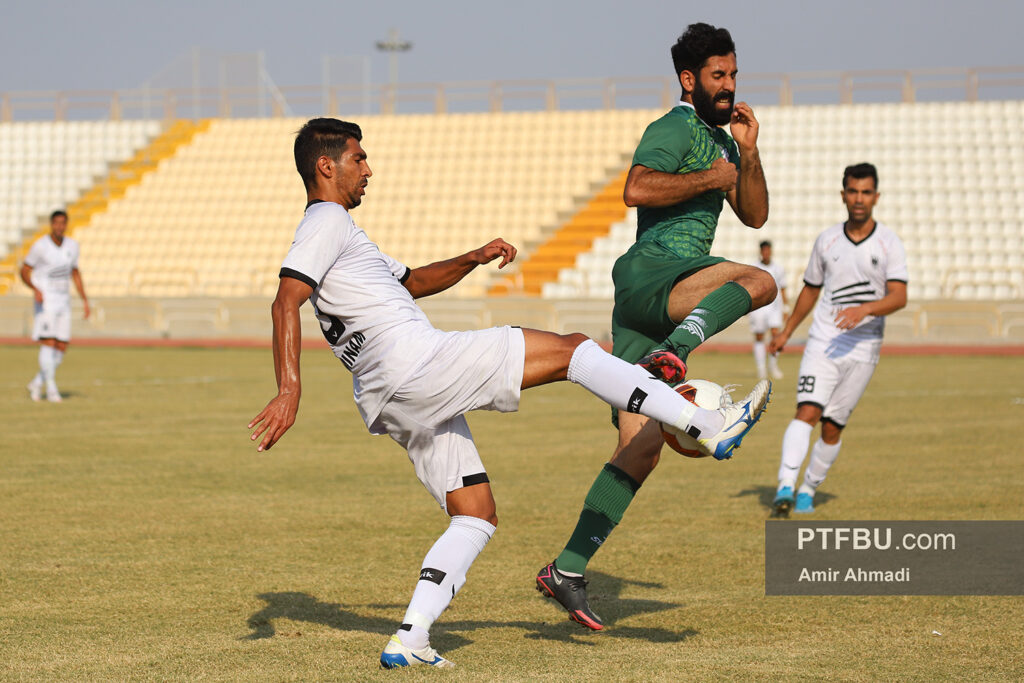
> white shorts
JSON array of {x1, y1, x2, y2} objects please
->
[
  {"x1": 32, "y1": 303, "x2": 71, "y2": 342},
  {"x1": 749, "y1": 302, "x2": 783, "y2": 335},
  {"x1": 372, "y1": 326, "x2": 525, "y2": 509},
  {"x1": 796, "y1": 344, "x2": 877, "y2": 428}
]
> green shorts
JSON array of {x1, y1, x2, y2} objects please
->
[{"x1": 610, "y1": 240, "x2": 724, "y2": 364}]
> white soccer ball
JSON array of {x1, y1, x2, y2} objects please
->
[{"x1": 660, "y1": 379, "x2": 729, "y2": 458}]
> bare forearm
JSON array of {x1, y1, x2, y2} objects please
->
[
  {"x1": 72, "y1": 271, "x2": 88, "y2": 302},
  {"x1": 406, "y1": 253, "x2": 478, "y2": 298},
  {"x1": 733, "y1": 148, "x2": 768, "y2": 227},
  {"x1": 864, "y1": 290, "x2": 907, "y2": 318},
  {"x1": 624, "y1": 167, "x2": 723, "y2": 208},
  {"x1": 20, "y1": 266, "x2": 35, "y2": 291},
  {"x1": 271, "y1": 298, "x2": 302, "y2": 396},
  {"x1": 783, "y1": 286, "x2": 819, "y2": 335}
]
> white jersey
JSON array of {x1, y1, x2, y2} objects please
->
[
  {"x1": 754, "y1": 258, "x2": 787, "y2": 315},
  {"x1": 803, "y1": 221, "x2": 908, "y2": 364},
  {"x1": 280, "y1": 201, "x2": 450, "y2": 429},
  {"x1": 24, "y1": 235, "x2": 79, "y2": 310}
]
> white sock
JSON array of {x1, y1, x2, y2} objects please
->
[
  {"x1": 802, "y1": 439, "x2": 842, "y2": 492},
  {"x1": 396, "y1": 515, "x2": 495, "y2": 650},
  {"x1": 39, "y1": 346, "x2": 56, "y2": 385},
  {"x1": 778, "y1": 419, "x2": 814, "y2": 485},
  {"x1": 753, "y1": 341, "x2": 766, "y2": 376},
  {"x1": 566, "y1": 339, "x2": 723, "y2": 438},
  {"x1": 766, "y1": 351, "x2": 780, "y2": 375},
  {"x1": 53, "y1": 349, "x2": 64, "y2": 370}
]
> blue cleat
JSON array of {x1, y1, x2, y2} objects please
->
[
  {"x1": 379, "y1": 635, "x2": 454, "y2": 669},
  {"x1": 771, "y1": 485, "x2": 795, "y2": 518},
  {"x1": 697, "y1": 379, "x2": 772, "y2": 460},
  {"x1": 794, "y1": 491, "x2": 815, "y2": 514}
]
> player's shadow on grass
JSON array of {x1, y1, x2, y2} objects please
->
[
  {"x1": 734, "y1": 484, "x2": 836, "y2": 513},
  {"x1": 243, "y1": 572, "x2": 695, "y2": 648}
]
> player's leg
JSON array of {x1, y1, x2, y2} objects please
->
[
  {"x1": 28, "y1": 305, "x2": 51, "y2": 401},
  {"x1": 49, "y1": 339, "x2": 68, "y2": 402},
  {"x1": 38, "y1": 338, "x2": 61, "y2": 403},
  {"x1": 523, "y1": 329, "x2": 772, "y2": 456},
  {"x1": 655, "y1": 261, "x2": 777, "y2": 366},
  {"x1": 537, "y1": 412, "x2": 661, "y2": 629},
  {"x1": 766, "y1": 327, "x2": 783, "y2": 379},
  {"x1": 773, "y1": 348, "x2": 836, "y2": 516},
  {"x1": 379, "y1": 414, "x2": 493, "y2": 669},
  {"x1": 27, "y1": 341, "x2": 48, "y2": 401},
  {"x1": 753, "y1": 331, "x2": 767, "y2": 379},
  {"x1": 795, "y1": 360, "x2": 876, "y2": 513}
]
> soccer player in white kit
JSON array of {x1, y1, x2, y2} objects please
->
[
  {"x1": 247, "y1": 118, "x2": 771, "y2": 669},
  {"x1": 20, "y1": 210, "x2": 91, "y2": 402},
  {"x1": 748, "y1": 240, "x2": 787, "y2": 379},
  {"x1": 768, "y1": 163, "x2": 907, "y2": 516}
]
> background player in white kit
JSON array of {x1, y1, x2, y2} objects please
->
[
  {"x1": 768, "y1": 163, "x2": 907, "y2": 516},
  {"x1": 20, "y1": 210, "x2": 90, "y2": 402},
  {"x1": 748, "y1": 240, "x2": 787, "y2": 379},
  {"x1": 247, "y1": 118, "x2": 771, "y2": 669}
]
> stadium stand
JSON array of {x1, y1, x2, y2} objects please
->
[
  {"x1": 541, "y1": 100, "x2": 1024, "y2": 303},
  {"x1": 0, "y1": 120, "x2": 160, "y2": 261},
  {"x1": 17, "y1": 110, "x2": 656, "y2": 299},
  {"x1": 0, "y1": 100, "x2": 1021, "y2": 343}
]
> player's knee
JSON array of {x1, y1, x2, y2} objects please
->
[
  {"x1": 750, "y1": 271, "x2": 777, "y2": 307},
  {"x1": 821, "y1": 421, "x2": 843, "y2": 444},
  {"x1": 563, "y1": 332, "x2": 591, "y2": 349},
  {"x1": 794, "y1": 404, "x2": 821, "y2": 425}
]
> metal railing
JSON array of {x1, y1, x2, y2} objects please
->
[{"x1": 2, "y1": 66, "x2": 1022, "y2": 122}]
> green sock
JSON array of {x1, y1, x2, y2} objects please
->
[
  {"x1": 664, "y1": 281, "x2": 752, "y2": 361},
  {"x1": 555, "y1": 463, "x2": 641, "y2": 575}
]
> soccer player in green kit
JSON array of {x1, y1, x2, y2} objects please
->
[{"x1": 537, "y1": 23, "x2": 775, "y2": 630}]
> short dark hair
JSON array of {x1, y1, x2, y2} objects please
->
[
  {"x1": 843, "y1": 162, "x2": 878, "y2": 189},
  {"x1": 671, "y1": 23, "x2": 736, "y2": 76},
  {"x1": 759, "y1": 240, "x2": 772, "y2": 249},
  {"x1": 50, "y1": 210, "x2": 67, "y2": 222},
  {"x1": 294, "y1": 118, "x2": 363, "y2": 190}
]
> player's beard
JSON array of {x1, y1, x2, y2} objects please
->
[{"x1": 693, "y1": 80, "x2": 734, "y2": 127}]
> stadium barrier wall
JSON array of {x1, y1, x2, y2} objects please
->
[{"x1": 1, "y1": 297, "x2": 1023, "y2": 347}]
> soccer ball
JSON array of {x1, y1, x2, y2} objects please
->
[{"x1": 661, "y1": 379, "x2": 728, "y2": 458}]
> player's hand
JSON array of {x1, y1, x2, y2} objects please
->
[
  {"x1": 768, "y1": 330, "x2": 789, "y2": 355},
  {"x1": 729, "y1": 102, "x2": 759, "y2": 151},
  {"x1": 472, "y1": 238, "x2": 517, "y2": 269},
  {"x1": 33, "y1": 289, "x2": 43, "y2": 304},
  {"x1": 83, "y1": 301, "x2": 91, "y2": 320},
  {"x1": 708, "y1": 157, "x2": 738, "y2": 192},
  {"x1": 248, "y1": 392, "x2": 300, "y2": 452},
  {"x1": 834, "y1": 305, "x2": 870, "y2": 330}
]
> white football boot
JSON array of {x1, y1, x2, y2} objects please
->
[
  {"x1": 696, "y1": 379, "x2": 772, "y2": 460},
  {"x1": 379, "y1": 635, "x2": 455, "y2": 669}
]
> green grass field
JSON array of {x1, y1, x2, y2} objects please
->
[{"x1": 2, "y1": 344, "x2": 1022, "y2": 681}]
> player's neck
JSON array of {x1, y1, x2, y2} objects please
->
[
  {"x1": 49, "y1": 234, "x2": 64, "y2": 246},
  {"x1": 307, "y1": 189, "x2": 353, "y2": 211},
  {"x1": 843, "y1": 217, "x2": 875, "y2": 242}
]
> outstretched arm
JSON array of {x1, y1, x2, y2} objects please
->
[
  {"x1": 248, "y1": 276, "x2": 313, "y2": 451},
  {"x1": 403, "y1": 238, "x2": 516, "y2": 298},
  {"x1": 725, "y1": 102, "x2": 768, "y2": 228},
  {"x1": 768, "y1": 283, "x2": 820, "y2": 354}
]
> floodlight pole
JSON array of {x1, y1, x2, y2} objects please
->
[{"x1": 375, "y1": 28, "x2": 412, "y2": 86}]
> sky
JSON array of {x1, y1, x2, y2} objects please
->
[{"x1": 1, "y1": 0, "x2": 1021, "y2": 94}]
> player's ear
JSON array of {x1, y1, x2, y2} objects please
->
[
  {"x1": 678, "y1": 70, "x2": 696, "y2": 95},
  {"x1": 316, "y1": 155, "x2": 334, "y2": 178}
]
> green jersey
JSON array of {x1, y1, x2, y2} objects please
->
[{"x1": 630, "y1": 104, "x2": 739, "y2": 258}]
